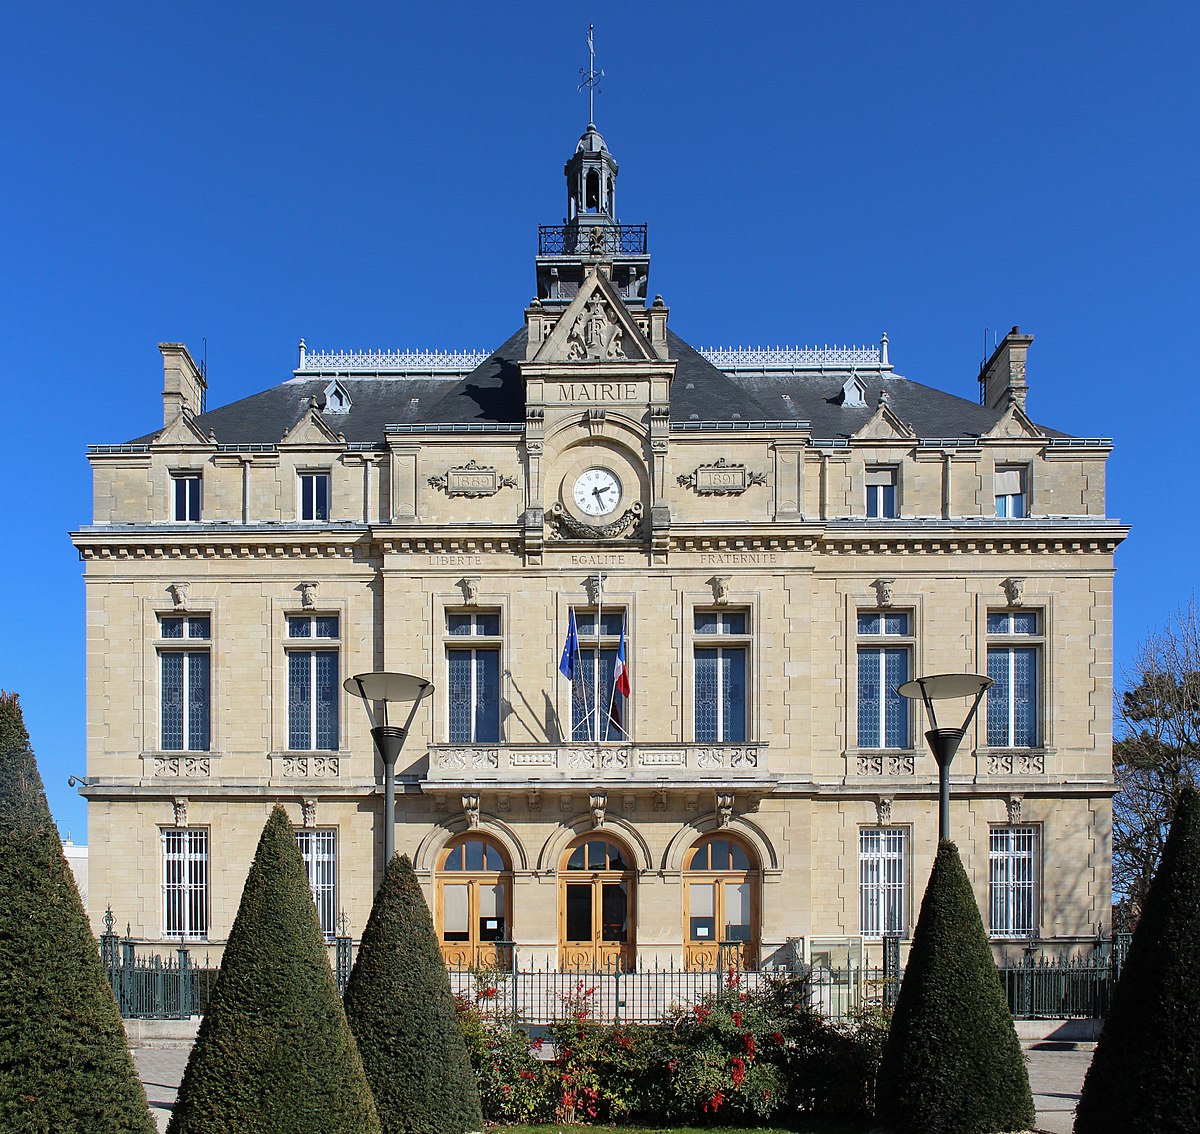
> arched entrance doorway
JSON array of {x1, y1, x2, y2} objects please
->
[
  {"x1": 683, "y1": 835, "x2": 759, "y2": 971},
  {"x1": 558, "y1": 837, "x2": 636, "y2": 971},
  {"x1": 435, "y1": 835, "x2": 512, "y2": 968}
]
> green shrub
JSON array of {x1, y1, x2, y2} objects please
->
[
  {"x1": 875, "y1": 841, "x2": 1033, "y2": 1134},
  {"x1": 166, "y1": 806, "x2": 379, "y2": 1134},
  {"x1": 455, "y1": 991, "x2": 553, "y2": 1123},
  {"x1": 0, "y1": 690, "x2": 157, "y2": 1134},
  {"x1": 1075, "y1": 784, "x2": 1200, "y2": 1133},
  {"x1": 343, "y1": 854, "x2": 483, "y2": 1134}
]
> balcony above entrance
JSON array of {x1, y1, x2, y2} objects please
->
[{"x1": 424, "y1": 741, "x2": 772, "y2": 789}]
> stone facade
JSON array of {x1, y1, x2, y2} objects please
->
[{"x1": 73, "y1": 123, "x2": 1125, "y2": 970}]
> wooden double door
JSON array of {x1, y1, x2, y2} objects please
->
[{"x1": 559, "y1": 838, "x2": 636, "y2": 971}]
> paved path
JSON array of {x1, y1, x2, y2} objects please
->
[{"x1": 131, "y1": 1040, "x2": 1093, "y2": 1134}]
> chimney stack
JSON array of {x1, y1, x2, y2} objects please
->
[
  {"x1": 979, "y1": 326, "x2": 1033, "y2": 412},
  {"x1": 160, "y1": 343, "x2": 207, "y2": 426}
]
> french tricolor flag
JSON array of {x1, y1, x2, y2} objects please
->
[{"x1": 613, "y1": 615, "x2": 631, "y2": 698}]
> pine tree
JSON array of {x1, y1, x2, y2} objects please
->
[
  {"x1": 166, "y1": 805, "x2": 380, "y2": 1134},
  {"x1": 343, "y1": 853, "x2": 483, "y2": 1134},
  {"x1": 1074, "y1": 784, "x2": 1200, "y2": 1133},
  {"x1": 0, "y1": 690, "x2": 156, "y2": 1134},
  {"x1": 875, "y1": 840, "x2": 1034, "y2": 1134}
]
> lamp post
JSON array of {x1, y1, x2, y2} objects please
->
[
  {"x1": 897, "y1": 672, "x2": 991, "y2": 843},
  {"x1": 344, "y1": 672, "x2": 433, "y2": 865}
]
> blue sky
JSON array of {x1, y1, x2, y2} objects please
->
[{"x1": 2, "y1": 3, "x2": 1196, "y2": 839}]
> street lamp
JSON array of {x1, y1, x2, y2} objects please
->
[
  {"x1": 897, "y1": 672, "x2": 991, "y2": 842},
  {"x1": 344, "y1": 672, "x2": 433, "y2": 865}
]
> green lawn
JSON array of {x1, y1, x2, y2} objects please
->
[{"x1": 490, "y1": 1124, "x2": 870, "y2": 1134}]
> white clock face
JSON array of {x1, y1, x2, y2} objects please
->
[{"x1": 573, "y1": 467, "x2": 622, "y2": 517}]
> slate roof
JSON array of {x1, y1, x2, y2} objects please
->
[{"x1": 130, "y1": 327, "x2": 1070, "y2": 445}]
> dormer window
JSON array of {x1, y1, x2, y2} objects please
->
[
  {"x1": 995, "y1": 466, "x2": 1027, "y2": 518},
  {"x1": 866, "y1": 467, "x2": 898, "y2": 518},
  {"x1": 171, "y1": 472, "x2": 201, "y2": 522},
  {"x1": 299, "y1": 472, "x2": 331, "y2": 522},
  {"x1": 322, "y1": 380, "x2": 352, "y2": 415},
  {"x1": 840, "y1": 375, "x2": 867, "y2": 408}
]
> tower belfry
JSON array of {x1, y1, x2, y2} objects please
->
[{"x1": 535, "y1": 26, "x2": 650, "y2": 308}]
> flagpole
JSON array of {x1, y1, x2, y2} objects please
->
[{"x1": 594, "y1": 573, "x2": 603, "y2": 742}]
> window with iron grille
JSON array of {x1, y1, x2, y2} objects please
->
[
  {"x1": 694, "y1": 610, "x2": 748, "y2": 743},
  {"x1": 299, "y1": 471, "x2": 331, "y2": 521},
  {"x1": 990, "y1": 826, "x2": 1038, "y2": 937},
  {"x1": 446, "y1": 612, "x2": 501, "y2": 743},
  {"x1": 162, "y1": 827, "x2": 209, "y2": 940},
  {"x1": 987, "y1": 612, "x2": 1040, "y2": 748},
  {"x1": 857, "y1": 612, "x2": 911, "y2": 749},
  {"x1": 287, "y1": 615, "x2": 339, "y2": 751},
  {"x1": 296, "y1": 828, "x2": 337, "y2": 940},
  {"x1": 860, "y1": 827, "x2": 907, "y2": 937},
  {"x1": 171, "y1": 472, "x2": 202, "y2": 522},
  {"x1": 160, "y1": 615, "x2": 210, "y2": 752}
]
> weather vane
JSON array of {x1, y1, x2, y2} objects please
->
[{"x1": 578, "y1": 24, "x2": 604, "y2": 127}]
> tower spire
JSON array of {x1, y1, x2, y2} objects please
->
[{"x1": 578, "y1": 24, "x2": 604, "y2": 128}]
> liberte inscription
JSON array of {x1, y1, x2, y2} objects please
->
[{"x1": 557, "y1": 382, "x2": 640, "y2": 402}]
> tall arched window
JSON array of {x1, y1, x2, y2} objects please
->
[
  {"x1": 436, "y1": 836, "x2": 512, "y2": 968},
  {"x1": 683, "y1": 835, "x2": 759, "y2": 971},
  {"x1": 559, "y1": 837, "x2": 636, "y2": 972}
]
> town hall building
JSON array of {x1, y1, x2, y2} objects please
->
[{"x1": 72, "y1": 117, "x2": 1126, "y2": 975}]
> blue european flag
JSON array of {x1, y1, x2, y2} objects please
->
[{"x1": 559, "y1": 609, "x2": 579, "y2": 681}]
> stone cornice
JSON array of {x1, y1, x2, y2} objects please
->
[{"x1": 71, "y1": 524, "x2": 371, "y2": 561}]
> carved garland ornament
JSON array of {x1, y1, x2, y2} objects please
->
[
  {"x1": 548, "y1": 500, "x2": 644, "y2": 541},
  {"x1": 677, "y1": 457, "x2": 767, "y2": 496},
  {"x1": 428, "y1": 459, "x2": 517, "y2": 497}
]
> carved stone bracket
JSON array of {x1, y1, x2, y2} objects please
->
[
  {"x1": 1007, "y1": 794, "x2": 1023, "y2": 824},
  {"x1": 1002, "y1": 577, "x2": 1025, "y2": 607},
  {"x1": 301, "y1": 798, "x2": 317, "y2": 827},
  {"x1": 709, "y1": 576, "x2": 731, "y2": 605},
  {"x1": 715, "y1": 792, "x2": 735, "y2": 827},
  {"x1": 589, "y1": 791, "x2": 608, "y2": 828},
  {"x1": 654, "y1": 788, "x2": 668, "y2": 812},
  {"x1": 462, "y1": 794, "x2": 481, "y2": 828},
  {"x1": 428, "y1": 459, "x2": 517, "y2": 497},
  {"x1": 172, "y1": 798, "x2": 188, "y2": 827},
  {"x1": 677, "y1": 457, "x2": 767, "y2": 496},
  {"x1": 872, "y1": 578, "x2": 895, "y2": 608},
  {"x1": 527, "y1": 788, "x2": 542, "y2": 811},
  {"x1": 548, "y1": 500, "x2": 644, "y2": 541},
  {"x1": 875, "y1": 796, "x2": 893, "y2": 825},
  {"x1": 458, "y1": 576, "x2": 480, "y2": 606},
  {"x1": 300, "y1": 581, "x2": 319, "y2": 609},
  {"x1": 167, "y1": 581, "x2": 190, "y2": 610}
]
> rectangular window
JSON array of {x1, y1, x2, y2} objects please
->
[
  {"x1": 987, "y1": 612, "x2": 1040, "y2": 748},
  {"x1": 569, "y1": 609, "x2": 627, "y2": 742},
  {"x1": 299, "y1": 472, "x2": 331, "y2": 521},
  {"x1": 860, "y1": 828, "x2": 907, "y2": 937},
  {"x1": 995, "y1": 466, "x2": 1027, "y2": 518},
  {"x1": 866, "y1": 466, "x2": 898, "y2": 518},
  {"x1": 446, "y1": 612, "x2": 501, "y2": 743},
  {"x1": 162, "y1": 827, "x2": 209, "y2": 940},
  {"x1": 694, "y1": 610, "x2": 748, "y2": 742},
  {"x1": 990, "y1": 826, "x2": 1038, "y2": 937},
  {"x1": 296, "y1": 828, "x2": 337, "y2": 940},
  {"x1": 287, "y1": 615, "x2": 339, "y2": 751},
  {"x1": 160, "y1": 615, "x2": 211, "y2": 752},
  {"x1": 857, "y1": 612, "x2": 911, "y2": 749},
  {"x1": 171, "y1": 473, "x2": 202, "y2": 522}
]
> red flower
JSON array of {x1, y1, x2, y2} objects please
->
[
  {"x1": 771, "y1": 1031, "x2": 784, "y2": 1044},
  {"x1": 519, "y1": 1070, "x2": 536, "y2": 1080},
  {"x1": 731, "y1": 1055, "x2": 746, "y2": 1087},
  {"x1": 703, "y1": 1090, "x2": 726, "y2": 1112},
  {"x1": 694, "y1": 1004, "x2": 711, "y2": 1023},
  {"x1": 743, "y1": 1033, "x2": 756, "y2": 1058},
  {"x1": 732, "y1": 1011, "x2": 743, "y2": 1028}
]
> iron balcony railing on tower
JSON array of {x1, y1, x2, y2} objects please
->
[{"x1": 538, "y1": 223, "x2": 647, "y2": 258}]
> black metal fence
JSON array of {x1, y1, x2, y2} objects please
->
[
  {"x1": 100, "y1": 909, "x2": 1133, "y2": 1025},
  {"x1": 538, "y1": 223, "x2": 647, "y2": 257}
]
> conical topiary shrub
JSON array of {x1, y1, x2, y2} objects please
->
[
  {"x1": 0, "y1": 690, "x2": 156, "y2": 1134},
  {"x1": 1074, "y1": 784, "x2": 1200, "y2": 1133},
  {"x1": 875, "y1": 840, "x2": 1034, "y2": 1134},
  {"x1": 166, "y1": 805, "x2": 380, "y2": 1134},
  {"x1": 343, "y1": 853, "x2": 483, "y2": 1134}
]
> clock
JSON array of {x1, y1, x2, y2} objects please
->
[{"x1": 572, "y1": 467, "x2": 622, "y2": 517}]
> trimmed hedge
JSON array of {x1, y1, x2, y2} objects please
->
[
  {"x1": 344, "y1": 854, "x2": 483, "y2": 1134},
  {"x1": 0, "y1": 690, "x2": 156, "y2": 1134},
  {"x1": 875, "y1": 840, "x2": 1033, "y2": 1134},
  {"x1": 1075, "y1": 784, "x2": 1200, "y2": 1133},
  {"x1": 166, "y1": 806, "x2": 379, "y2": 1134}
]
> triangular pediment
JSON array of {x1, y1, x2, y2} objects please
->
[
  {"x1": 279, "y1": 405, "x2": 345, "y2": 447},
  {"x1": 153, "y1": 409, "x2": 216, "y2": 449},
  {"x1": 853, "y1": 396, "x2": 916, "y2": 440},
  {"x1": 534, "y1": 268, "x2": 655, "y2": 364},
  {"x1": 984, "y1": 401, "x2": 1044, "y2": 440}
]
